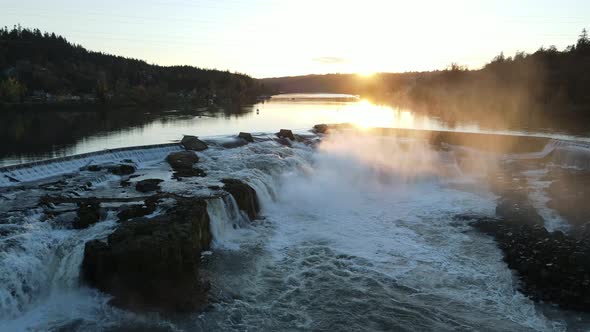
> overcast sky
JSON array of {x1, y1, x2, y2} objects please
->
[{"x1": 2, "y1": 0, "x2": 589, "y2": 77}]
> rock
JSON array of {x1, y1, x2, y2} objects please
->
[
  {"x1": 135, "y1": 179, "x2": 163, "y2": 193},
  {"x1": 470, "y1": 191, "x2": 590, "y2": 312},
  {"x1": 72, "y1": 200, "x2": 101, "y2": 229},
  {"x1": 276, "y1": 129, "x2": 295, "y2": 140},
  {"x1": 275, "y1": 137, "x2": 292, "y2": 147},
  {"x1": 166, "y1": 151, "x2": 199, "y2": 170},
  {"x1": 108, "y1": 164, "x2": 136, "y2": 176},
  {"x1": 117, "y1": 196, "x2": 160, "y2": 222},
  {"x1": 181, "y1": 135, "x2": 208, "y2": 151},
  {"x1": 166, "y1": 151, "x2": 205, "y2": 178},
  {"x1": 238, "y1": 132, "x2": 254, "y2": 143},
  {"x1": 313, "y1": 124, "x2": 328, "y2": 134},
  {"x1": 85, "y1": 164, "x2": 136, "y2": 176},
  {"x1": 82, "y1": 197, "x2": 212, "y2": 313},
  {"x1": 221, "y1": 179, "x2": 260, "y2": 220}
]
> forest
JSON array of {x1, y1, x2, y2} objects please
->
[
  {"x1": 263, "y1": 29, "x2": 590, "y2": 128},
  {"x1": 0, "y1": 25, "x2": 273, "y2": 108}
]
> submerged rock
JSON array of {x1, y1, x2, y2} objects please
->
[
  {"x1": 238, "y1": 132, "x2": 254, "y2": 143},
  {"x1": 72, "y1": 200, "x2": 101, "y2": 229},
  {"x1": 181, "y1": 135, "x2": 208, "y2": 151},
  {"x1": 82, "y1": 197, "x2": 212, "y2": 313},
  {"x1": 135, "y1": 179, "x2": 163, "y2": 193},
  {"x1": 221, "y1": 179, "x2": 260, "y2": 220}
]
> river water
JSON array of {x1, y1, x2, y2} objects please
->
[
  {"x1": 1, "y1": 95, "x2": 590, "y2": 331},
  {"x1": 1, "y1": 93, "x2": 590, "y2": 167}
]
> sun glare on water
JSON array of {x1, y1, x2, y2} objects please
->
[{"x1": 336, "y1": 100, "x2": 416, "y2": 129}]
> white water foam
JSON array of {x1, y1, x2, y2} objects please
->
[
  {"x1": 0, "y1": 144, "x2": 183, "y2": 187},
  {"x1": 201, "y1": 133, "x2": 570, "y2": 331},
  {"x1": 1, "y1": 133, "x2": 587, "y2": 331}
]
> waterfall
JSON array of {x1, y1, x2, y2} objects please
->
[
  {"x1": 0, "y1": 143, "x2": 183, "y2": 187},
  {"x1": 206, "y1": 195, "x2": 251, "y2": 249}
]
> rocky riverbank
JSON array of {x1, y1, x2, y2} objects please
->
[{"x1": 465, "y1": 153, "x2": 590, "y2": 312}]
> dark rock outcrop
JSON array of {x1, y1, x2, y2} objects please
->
[
  {"x1": 135, "y1": 179, "x2": 163, "y2": 193},
  {"x1": 109, "y1": 164, "x2": 136, "y2": 176},
  {"x1": 82, "y1": 198, "x2": 212, "y2": 313},
  {"x1": 85, "y1": 164, "x2": 136, "y2": 176},
  {"x1": 276, "y1": 129, "x2": 295, "y2": 140},
  {"x1": 238, "y1": 132, "x2": 254, "y2": 143},
  {"x1": 166, "y1": 151, "x2": 206, "y2": 178},
  {"x1": 181, "y1": 135, "x2": 208, "y2": 151},
  {"x1": 221, "y1": 179, "x2": 260, "y2": 220},
  {"x1": 470, "y1": 193, "x2": 590, "y2": 312},
  {"x1": 72, "y1": 200, "x2": 101, "y2": 229},
  {"x1": 117, "y1": 196, "x2": 160, "y2": 222}
]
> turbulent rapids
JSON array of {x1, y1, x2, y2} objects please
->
[{"x1": 2, "y1": 127, "x2": 590, "y2": 331}]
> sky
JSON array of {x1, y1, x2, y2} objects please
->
[{"x1": 2, "y1": 0, "x2": 589, "y2": 78}]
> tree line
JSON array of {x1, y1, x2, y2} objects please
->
[
  {"x1": 0, "y1": 25, "x2": 273, "y2": 107},
  {"x1": 262, "y1": 29, "x2": 590, "y2": 128}
]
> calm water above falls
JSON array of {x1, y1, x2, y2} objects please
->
[{"x1": 1, "y1": 93, "x2": 590, "y2": 167}]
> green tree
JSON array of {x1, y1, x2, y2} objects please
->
[{"x1": 0, "y1": 78, "x2": 26, "y2": 102}]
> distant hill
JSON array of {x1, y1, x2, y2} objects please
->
[
  {"x1": 262, "y1": 29, "x2": 590, "y2": 126},
  {"x1": 0, "y1": 25, "x2": 273, "y2": 107}
]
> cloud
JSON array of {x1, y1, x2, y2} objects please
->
[{"x1": 312, "y1": 56, "x2": 347, "y2": 64}]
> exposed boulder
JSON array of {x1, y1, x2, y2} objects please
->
[
  {"x1": 166, "y1": 151, "x2": 199, "y2": 169},
  {"x1": 82, "y1": 197, "x2": 212, "y2": 313},
  {"x1": 221, "y1": 179, "x2": 260, "y2": 220},
  {"x1": 238, "y1": 132, "x2": 254, "y2": 143},
  {"x1": 135, "y1": 179, "x2": 163, "y2": 193},
  {"x1": 108, "y1": 164, "x2": 136, "y2": 176},
  {"x1": 72, "y1": 200, "x2": 101, "y2": 229},
  {"x1": 85, "y1": 164, "x2": 136, "y2": 176},
  {"x1": 181, "y1": 135, "x2": 208, "y2": 151},
  {"x1": 166, "y1": 151, "x2": 206, "y2": 178},
  {"x1": 276, "y1": 129, "x2": 295, "y2": 140},
  {"x1": 313, "y1": 124, "x2": 329, "y2": 134}
]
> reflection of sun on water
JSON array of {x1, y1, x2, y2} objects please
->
[{"x1": 336, "y1": 99, "x2": 416, "y2": 129}]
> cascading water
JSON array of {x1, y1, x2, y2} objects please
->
[{"x1": 2, "y1": 132, "x2": 590, "y2": 331}]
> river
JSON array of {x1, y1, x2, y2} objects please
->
[
  {"x1": 1, "y1": 94, "x2": 590, "y2": 331},
  {"x1": 2, "y1": 93, "x2": 590, "y2": 167}
]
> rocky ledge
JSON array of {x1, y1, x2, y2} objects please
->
[
  {"x1": 80, "y1": 178, "x2": 261, "y2": 313},
  {"x1": 82, "y1": 197, "x2": 212, "y2": 312}
]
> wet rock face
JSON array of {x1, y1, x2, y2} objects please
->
[
  {"x1": 221, "y1": 179, "x2": 260, "y2": 220},
  {"x1": 166, "y1": 151, "x2": 206, "y2": 178},
  {"x1": 135, "y1": 179, "x2": 163, "y2": 193},
  {"x1": 82, "y1": 198, "x2": 212, "y2": 313},
  {"x1": 72, "y1": 200, "x2": 101, "y2": 229},
  {"x1": 181, "y1": 135, "x2": 208, "y2": 151}
]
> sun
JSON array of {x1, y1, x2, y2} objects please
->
[{"x1": 357, "y1": 71, "x2": 375, "y2": 78}]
